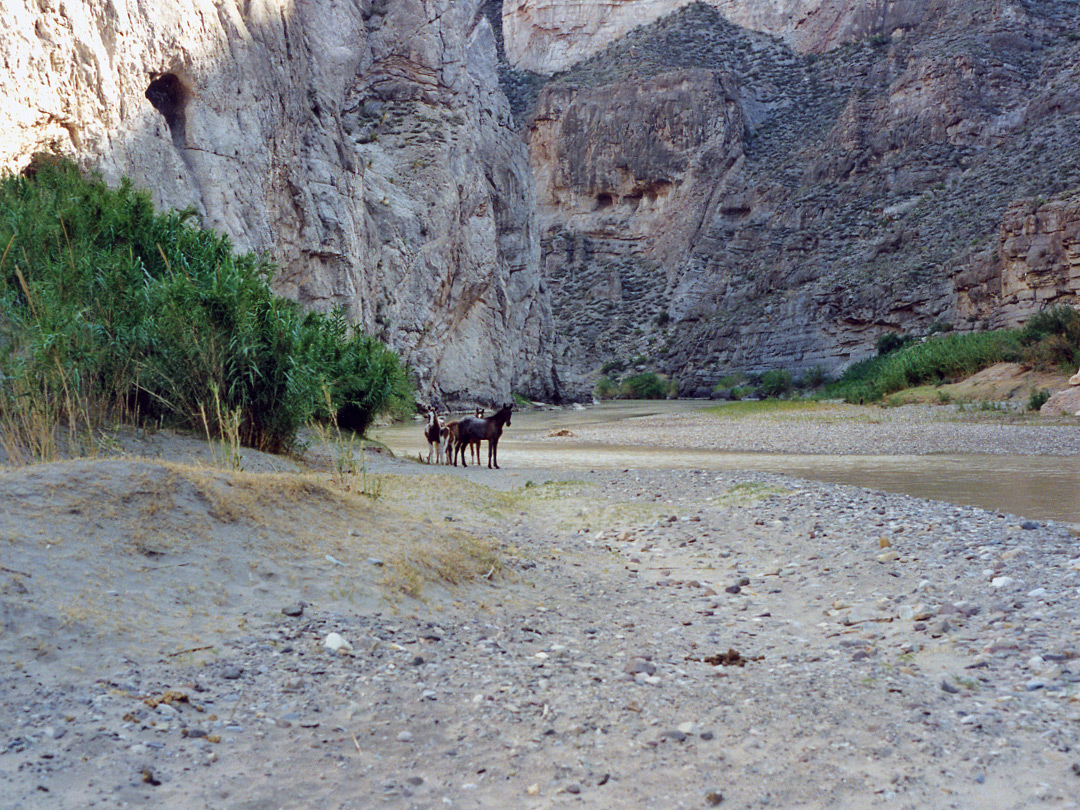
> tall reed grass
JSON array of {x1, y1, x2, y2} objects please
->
[{"x1": 0, "y1": 155, "x2": 412, "y2": 461}]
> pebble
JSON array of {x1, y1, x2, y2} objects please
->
[{"x1": 324, "y1": 633, "x2": 353, "y2": 654}]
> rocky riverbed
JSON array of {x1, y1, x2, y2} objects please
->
[{"x1": 1, "y1": 407, "x2": 1078, "y2": 809}]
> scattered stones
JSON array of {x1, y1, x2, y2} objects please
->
[{"x1": 3, "y1": 418, "x2": 1079, "y2": 809}]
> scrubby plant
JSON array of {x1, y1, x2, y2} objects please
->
[
  {"x1": 620, "y1": 372, "x2": 669, "y2": 399},
  {"x1": 876, "y1": 332, "x2": 912, "y2": 356},
  {"x1": 928, "y1": 320, "x2": 954, "y2": 335},
  {"x1": 713, "y1": 373, "x2": 746, "y2": 390},
  {"x1": 594, "y1": 375, "x2": 618, "y2": 399},
  {"x1": 1027, "y1": 388, "x2": 1051, "y2": 412},
  {"x1": 0, "y1": 155, "x2": 412, "y2": 458},
  {"x1": 1017, "y1": 305, "x2": 1080, "y2": 370},
  {"x1": 799, "y1": 365, "x2": 830, "y2": 388},
  {"x1": 758, "y1": 368, "x2": 794, "y2": 399}
]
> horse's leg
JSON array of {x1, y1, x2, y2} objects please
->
[
  {"x1": 489, "y1": 438, "x2": 498, "y2": 469},
  {"x1": 458, "y1": 437, "x2": 468, "y2": 467}
]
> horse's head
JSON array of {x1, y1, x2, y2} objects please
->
[{"x1": 501, "y1": 402, "x2": 513, "y2": 426}]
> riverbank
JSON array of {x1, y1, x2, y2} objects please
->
[
  {"x1": 1, "y1": 408, "x2": 1078, "y2": 809},
  {"x1": 373, "y1": 400, "x2": 1080, "y2": 524}
]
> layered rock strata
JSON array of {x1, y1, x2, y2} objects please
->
[
  {"x1": 524, "y1": 2, "x2": 1080, "y2": 394},
  {"x1": 503, "y1": 0, "x2": 946, "y2": 74},
  {"x1": 1, "y1": 0, "x2": 558, "y2": 406}
]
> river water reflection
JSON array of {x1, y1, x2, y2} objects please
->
[{"x1": 373, "y1": 402, "x2": 1080, "y2": 525}]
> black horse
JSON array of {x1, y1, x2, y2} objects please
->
[{"x1": 454, "y1": 404, "x2": 513, "y2": 469}]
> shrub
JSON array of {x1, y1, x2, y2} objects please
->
[
  {"x1": 620, "y1": 372, "x2": 668, "y2": 399},
  {"x1": 928, "y1": 320, "x2": 954, "y2": 335},
  {"x1": 299, "y1": 310, "x2": 413, "y2": 435},
  {"x1": 800, "y1": 365, "x2": 830, "y2": 388},
  {"x1": 876, "y1": 332, "x2": 910, "y2": 356},
  {"x1": 1028, "y1": 388, "x2": 1051, "y2": 412},
  {"x1": 758, "y1": 368, "x2": 794, "y2": 399},
  {"x1": 1018, "y1": 305, "x2": 1080, "y2": 370},
  {"x1": 713, "y1": 373, "x2": 746, "y2": 391},
  {"x1": 594, "y1": 375, "x2": 618, "y2": 399},
  {"x1": 0, "y1": 156, "x2": 412, "y2": 456}
]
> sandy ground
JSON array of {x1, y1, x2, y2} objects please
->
[{"x1": 1, "y1": 402, "x2": 1079, "y2": 809}]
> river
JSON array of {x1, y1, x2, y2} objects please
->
[{"x1": 372, "y1": 401, "x2": 1080, "y2": 525}]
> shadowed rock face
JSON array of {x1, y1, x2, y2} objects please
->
[
  {"x1": 1, "y1": 0, "x2": 558, "y2": 407},
  {"x1": 522, "y1": 2, "x2": 1080, "y2": 395},
  {"x1": 528, "y1": 69, "x2": 745, "y2": 377}
]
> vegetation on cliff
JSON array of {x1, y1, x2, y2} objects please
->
[
  {"x1": 0, "y1": 156, "x2": 412, "y2": 459},
  {"x1": 827, "y1": 307, "x2": 1080, "y2": 404}
]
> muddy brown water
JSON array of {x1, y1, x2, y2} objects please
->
[{"x1": 373, "y1": 402, "x2": 1080, "y2": 525}]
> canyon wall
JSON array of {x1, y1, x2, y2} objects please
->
[
  {"x1": 0, "y1": 0, "x2": 558, "y2": 406},
  {"x1": 522, "y1": 2, "x2": 1080, "y2": 394},
  {"x1": 503, "y1": 0, "x2": 946, "y2": 74},
  {"x1": 5, "y1": 0, "x2": 1080, "y2": 404}
]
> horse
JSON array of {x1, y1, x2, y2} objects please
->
[
  {"x1": 423, "y1": 408, "x2": 443, "y2": 464},
  {"x1": 466, "y1": 408, "x2": 484, "y2": 465},
  {"x1": 454, "y1": 404, "x2": 513, "y2": 469},
  {"x1": 440, "y1": 419, "x2": 459, "y2": 464}
]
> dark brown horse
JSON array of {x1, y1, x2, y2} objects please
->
[{"x1": 454, "y1": 404, "x2": 513, "y2": 469}]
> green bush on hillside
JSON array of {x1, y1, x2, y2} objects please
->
[
  {"x1": 594, "y1": 375, "x2": 619, "y2": 399},
  {"x1": 827, "y1": 307, "x2": 1080, "y2": 404},
  {"x1": 0, "y1": 155, "x2": 412, "y2": 455},
  {"x1": 758, "y1": 368, "x2": 794, "y2": 398},
  {"x1": 1018, "y1": 305, "x2": 1080, "y2": 370},
  {"x1": 620, "y1": 371, "x2": 670, "y2": 399}
]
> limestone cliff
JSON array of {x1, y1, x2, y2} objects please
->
[
  {"x1": 521, "y1": 2, "x2": 1080, "y2": 394},
  {"x1": 7, "y1": 0, "x2": 1080, "y2": 405},
  {"x1": 1, "y1": 0, "x2": 558, "y2": 407},
  {"x1": 503, "y1": 0, "x2": 945, "y2": 74}
]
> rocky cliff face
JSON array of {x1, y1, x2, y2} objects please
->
[
  {"x1": 1, "y1": 0, "x2": 558, "y2": 407},
  {"x1": 503, "y1": 0, "x2": 946, "y2": 74},
  {"x1": 7, "y1": 0, "x2": 1080, "y2": 405},
  {"x1": 996, "y1": 194, "x2": 1080, "y2": 321},
  {"x1": 521, "y1": 1, "x2": 1080, "y2": 394}
]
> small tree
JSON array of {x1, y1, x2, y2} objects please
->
[{"x1": 759, "y1": 369, "x2": 794, "y2": 399}]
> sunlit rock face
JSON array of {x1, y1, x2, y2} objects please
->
[
  {"x1": 502, "y1": 0, "x2": 944, "y2": 74},
  {"x1": 0, "y1": 0, "x2": 559, "y2": 406},
  {"x1": 996, "y1": 194, "x2": 1080, "y2": 323}
]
